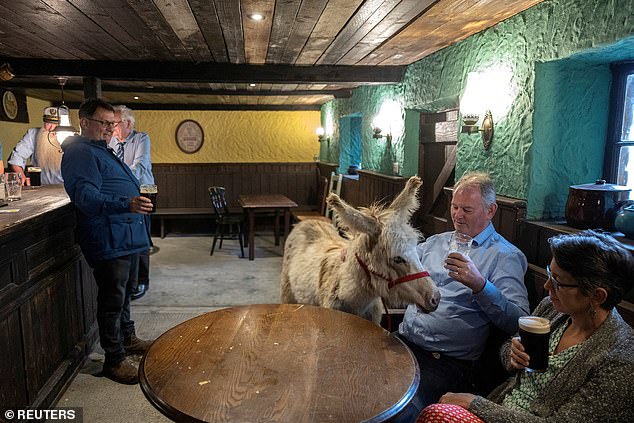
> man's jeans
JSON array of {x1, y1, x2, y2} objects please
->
[
  {"x1": 93, "y1": 254, "x2": 140, "y2": 366},
  {"x1": 137, "y1": 248, "x2": 150, "y2": 287},
  {"x1": 393, "y1": 333, "x2": 477, "y2": 422}
]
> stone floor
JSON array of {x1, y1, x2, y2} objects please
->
[{"x1": 57, "y1": 234, "x2": 283, "y2": 422}]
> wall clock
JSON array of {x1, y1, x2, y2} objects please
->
[
  {"x1": 175, "y1": 120, "x2": 204, "y2": 154},
  {"x1": 2, "y1": 90, "x2": 18, "y2": 120}
]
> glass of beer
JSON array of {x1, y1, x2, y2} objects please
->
[
  {"x1": 448, "y1": 232, "x2": 472, "y2": 257},
  {"x1": 5, "y1": 172, "x2": 22, "y2": 201},
  {"x1": 518, "y1": 316, "x2": 551, "y2": 372},
  {"x1": 27, "y1": 166, "x2": 42, "y2": 186},
  {"x1": 140, "y1": 184, "x2": 157, "y2": 213}
]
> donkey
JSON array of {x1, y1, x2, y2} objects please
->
[{"x1": 281, "y1": 176, "x2": 440, "y2": 324}]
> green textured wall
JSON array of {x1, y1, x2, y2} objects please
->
[
  {"x1": 320, "y1": 0, "x2": 634, "y2": 219},
  {"x1": 530, "y1": 60, "x2": 611, "y2": 219}
]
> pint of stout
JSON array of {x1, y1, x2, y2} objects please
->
[
  {"x1": 518, "y1": 316, "x2": 551, "y2": 372},
  {"x1": 27, "y1": 166, "x2": 42, "y2": 186},
  {"x1": 140, "y1": 184, "x2": 158, "y2": 213}
]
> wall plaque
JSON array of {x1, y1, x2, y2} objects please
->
[
  {"x1": 2, "y1": 91, "x2": 18, "y2": 120},
  {"x1": 175, "y1": 120, "x2": 204, "y2": 154},
  {"x1": 0, "y1": 90, "x2": 29, "y2": 123}
]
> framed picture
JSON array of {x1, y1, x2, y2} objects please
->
[
  {"x1": 175, "y1": 120, "x2": 204, "y2": 154},
  {"x1": 2, "y1": 91, "x2": 18, "y2": 120},
  {"x1": 0, "y1": 90, "x2": 29, "y2": 122}
]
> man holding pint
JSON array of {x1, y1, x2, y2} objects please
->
[
  {"x1": 395, "y1": 171, "x2": 530, "y2": 419},
  {"x1": 61, "y1": 99, "x2": 153, "y2": 385},
  {"x1": 110, "y1": 105, "x2": 155, "y2": 300},
  {"x1": 422, "y1": 230, "x2": 634, "y2": 422}
]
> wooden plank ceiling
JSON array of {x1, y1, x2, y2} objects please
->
[{"x1": 0, "y1": 0, "x2": 544, "y2": 110}]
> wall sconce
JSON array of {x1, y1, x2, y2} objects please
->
[
  {"x1": 0, "y1": 63, "x2": 15, "y2": 81},
  {"x1": 316, "y1": 127, "x2": 329, "y2": 143},
  {"x1": 372, "y1": 125, "x2": 392, "y2": 145},
  {"x1": 460, "y1": 110, "x2": 494, "y2": 149},
  {"x1": 372, "y1": 100, "x2": 401, "y2": 148},
  {"x1": 54, "y1": 77, "x2": 78, "y2": 143},
  {"x1": 460, "y1": 65, "x2": 515, "y2": 150}
]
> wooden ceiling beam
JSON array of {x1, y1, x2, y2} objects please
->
[
  {"x1": 1, "y1": 58, "x2": 404, "y2": 83},
  {"x1": 62, "y1": 102, "x2": 322, "y2": 111},
  {"x1": 2, "y1": 81, "x2": 352, "y2": 97}
]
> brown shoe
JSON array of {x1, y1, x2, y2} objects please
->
[
  {"x1": 123, "y1": 333, "x2": 153, "y2": 355},
  {"x1": 103, "y1": 358, "x2": 139, "y2": 385}
]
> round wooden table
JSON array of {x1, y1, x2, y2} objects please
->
[{"x1": 139, "y1": 304, "x2": 419, "y2": 422}]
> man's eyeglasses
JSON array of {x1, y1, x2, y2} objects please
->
[
  {"x1": 85, "y1": 117, "x2": 119, "y2": 128},
  {"x1": 546, "y1": 265, "x2": 579, "y2": 290}
]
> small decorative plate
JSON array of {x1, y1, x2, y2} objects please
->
[
  {"x1": 2, "y1": 90, "x2": 18, "y2": 120},
  {"x1": 175, "y1": 120, "x2": 204, "y2": 154}
]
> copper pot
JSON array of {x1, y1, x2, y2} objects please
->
[{"x1": 565, "y1": 180, "x2": 631, "y2": 230}]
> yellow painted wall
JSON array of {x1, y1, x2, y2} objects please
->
[
  {"x1": 0, "y1": 96, "x2": 52, "y2": 163},
  {"x1": 135, "y1": 110, "x2": 320, "y2": 163},
  {"x1": 0, "y1": 96, "x2": 320, "y2": 164}
]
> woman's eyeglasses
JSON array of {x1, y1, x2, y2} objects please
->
[
  {"x1": 85, "y1": 117, "x2": 119, "y2": 128},
  {"x1": 546, "y1": 265, "x2": 579, "y2": 290}
]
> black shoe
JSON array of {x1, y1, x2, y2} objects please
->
[{"x1": 131, "y1": 284, "x2": 147, "y2": 301}]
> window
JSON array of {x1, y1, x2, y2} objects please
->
[{"x1": 605, "y1": 63, "x2": 634, "y2": 198}]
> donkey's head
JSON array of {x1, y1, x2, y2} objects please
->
[{"x1": 327, "y1": 176, "x2": 440, "y2": 312}]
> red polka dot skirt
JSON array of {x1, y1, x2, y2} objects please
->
[{"x1": 417, "y1": 403, "x2": 485, "y2": 423}]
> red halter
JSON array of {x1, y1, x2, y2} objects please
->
[
  {"x1": 353, "y1": 253, "x2": 430, "y2": 332},
  {"x1": 354, "y1": 253, "x2": 430, "y2": 289}
]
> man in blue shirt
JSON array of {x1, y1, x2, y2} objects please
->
[
  {"x1": 61, "y1": 99, "x2": 154, "y2": 385},
  {"x1": 110, "y1": 105, "x2": 155, "y2": 300},
  {"x1": 397, "y1": 171, "x2": 529, "y2": 418}
]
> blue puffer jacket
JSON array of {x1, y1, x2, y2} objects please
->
[{"x1": 61, "y1": 135, "x2": 150, "y2": 265}]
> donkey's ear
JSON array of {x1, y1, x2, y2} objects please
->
[
  {"x1": 387, "y1": 176, "x2": 422, "y2": 221},
  {"x1": 327, "y1": 193, "x2": 380, "y2": 236}
]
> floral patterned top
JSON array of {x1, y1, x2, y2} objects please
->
[{"x1": 501, "y1": 319, "x2": 582, "y2": 411}]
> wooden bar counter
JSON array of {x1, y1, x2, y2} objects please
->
[{"x1": 0, "y1": 185, "x2": 98, "y2": 410}]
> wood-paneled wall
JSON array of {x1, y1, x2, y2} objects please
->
[
  {"x1": 153, "y1": 163, "x2": 320, "y2": 209},
  {"x1": 0, "y1": 187, "x2": 98, "y2": 409},
  {"x1": 316, "y1": 163, "x2": 409, "y2": 209},
  {"x1": 354, "y1": 170, "x2": 408, "y2": 207}
]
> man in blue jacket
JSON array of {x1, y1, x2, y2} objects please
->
[{"x1": 61, "y1": 98, "x2": 154, "y2": 385}]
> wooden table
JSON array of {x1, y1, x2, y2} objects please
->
[
  {"x1": 238, "y1": 194, "x2": 298, "y2": 260},
  {"x1": 139, "y1": 304, "x2": 419, "y2": 423}
]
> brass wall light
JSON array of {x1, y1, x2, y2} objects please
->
[
  {"x1": 316, "y1": 127, "x2": 329, "y2": 143},
  {"x1": 461, "y1": 110, "x2": 494, "y2": 150},
  {"x1": 0, "y1": 63, "x2": 14, "y2": 81},
  {"x1": 372, "y1": 125, "x2": 392, "y2": 145}
]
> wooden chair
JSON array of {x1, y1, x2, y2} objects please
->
[
  {"x1": 292, "y1": 172, "x2": 342, "y2": 223},
  {"x1": 324, "y1": 172, "x2": 343, "y2": 220},
  {"x1": 208, "y1": 186, "x2": 244, "y2": 257}
]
